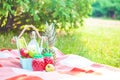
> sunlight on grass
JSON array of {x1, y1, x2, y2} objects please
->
[
  {"x1": 56, "y1": 20, "x2": 120, "y2": 68},
  {"x1": 78, "y1": 26, "x2": 120, "y2": 67}
]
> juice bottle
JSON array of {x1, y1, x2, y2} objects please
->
[
  {"x1": 43, "y1": 52, "x2": 54, "y2": 68},
  {"x1": 32, "y1": 54, "x2": 44, "y2": 71}
]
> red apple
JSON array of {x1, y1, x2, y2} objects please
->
[
  {"x1": 26, "y1": 54, "x2": 31, "y2": 58},
  {"x1": 20, "y1": 48, "x2": 29, "y2": 57}
]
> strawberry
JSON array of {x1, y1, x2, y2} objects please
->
[{"x1": 32, "y1": 59, "x2": 44, "y2": 71}]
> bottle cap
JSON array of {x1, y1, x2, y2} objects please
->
[
  {"x1": 43, "y1": 52, "x2": 52, "y2": 57},
  {"x1": 34, "y1": 54, "x2": 43, "y2": 58}
]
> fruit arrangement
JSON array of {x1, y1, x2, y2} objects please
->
[
  {"x1": 19, "y1": 46, "x2": 55, "y2": 71},
  {"x1": 14, "y1": 25, "x2": 56, "y2": 72},
  {"x1": 18, "y1": 37, "x2": 55, "y2": 71}
]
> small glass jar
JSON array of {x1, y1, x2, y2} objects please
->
[
  {"x1": 43, "y1": 52, "x2": 54, "y2": 67},
  {"x1": 32, "y1": 54, "x2": 44, "y2": 71}
]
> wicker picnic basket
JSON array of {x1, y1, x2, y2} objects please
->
[{"x1": 15, "y1": 25, "x2": 56, "y2": 71}]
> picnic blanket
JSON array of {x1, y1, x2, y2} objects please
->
[{"x1": 0, "y1": 47, "x2": 120, "y2": 80}]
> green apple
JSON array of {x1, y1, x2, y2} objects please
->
[
  {"x1": 45, "y1": 64, "x2": 55, "y2": 72},
  {"x1": 28, "y1": 49, "x2": 37, "y2": 58}
]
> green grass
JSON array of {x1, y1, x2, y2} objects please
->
[
  {"x1": 56, "y1": 21, "x2": 120, "y2": 68},
  {"x1": 79, "y1": 27, "x2": 120, "y2": 67},
  {"x1": 56, "y1": 27, "x2": 120, "y2": 67},
  {"x1": 0, "y1": 32, "x2": 16, "y2": 49},
  {"x1": 0, "y1": 18, "x2": 120, "y2": 68},
  {"x1": 0, "y1": 32, "x2": 30, "y2": 49}
]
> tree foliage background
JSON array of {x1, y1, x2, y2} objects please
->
[
  {"x1": 92, "y1": 0, "x2": 120, "y2": 19},
  {"x1": 0, "y1": 0, "x2": 93, "y2": 32}
]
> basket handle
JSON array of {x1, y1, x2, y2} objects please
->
[{"x1": 18, "y1": 25, "x2": 41, "y2": 39}]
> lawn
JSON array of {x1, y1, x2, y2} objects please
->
[
  {"x1": 56, "y1": 18, "x2": 120, "y2": 68},
  {"x1": 0, "y1": 18, "x2": 120, "y2": 68}
]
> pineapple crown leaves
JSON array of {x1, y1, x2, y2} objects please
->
[{"x1": 45, "y1": 22, "x2": 56, "y2": 47}]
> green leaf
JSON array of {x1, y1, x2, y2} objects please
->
[{"x1": 33, "y1": 14, "x2": 40, "y2": 21}]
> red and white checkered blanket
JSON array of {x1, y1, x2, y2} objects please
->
[{"x1": 0, "y1": 47, "x2": 120, "y2": 80}]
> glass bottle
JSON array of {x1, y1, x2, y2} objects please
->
[
  {"x1": 27, "y1": 31, "x2": 39, "y2": 57},
  {"x1": 32, "y1": 54, "x2": 44, "y2": 71},
  {"x1": 43, "y1": 52, "x2": 54, "y2": 68}
]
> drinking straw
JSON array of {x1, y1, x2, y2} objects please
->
[
  {"x1": 39, "y1": 36, "x2": 44, "y2": 54},
  {"x1": 46, "y1": 38, "x2": 49, "y2": 52},
  {"x1": 15, "y1": 36, "x2": 21, "y2": 57}
]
